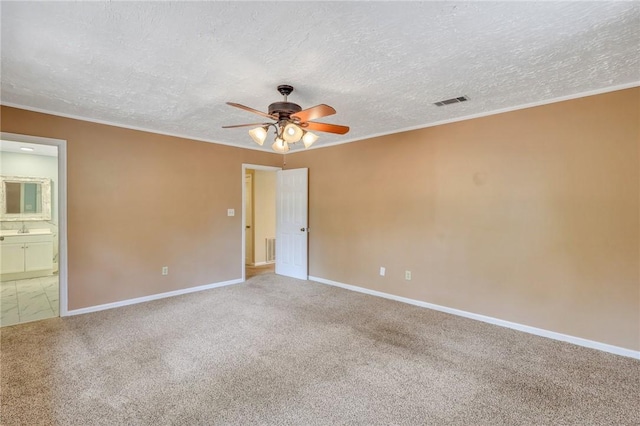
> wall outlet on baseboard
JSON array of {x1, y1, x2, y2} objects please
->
[
  {"x1": 162, "y1": 266, "x2": 169, "y2": 276},
  {"x1": 379, "y1": 267, "x2": 386, "y2": 276},
  {"x1": 405, "y1": 270, "x2": 411, "y2": 280}
]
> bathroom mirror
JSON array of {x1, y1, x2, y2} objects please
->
[{"x1": 0, "y1": 176, "x2": 51, "y2": 221}]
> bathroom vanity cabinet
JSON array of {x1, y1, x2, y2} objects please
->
[{"x1": 0, "y1": 231, "x2": 53, "y2": 280}]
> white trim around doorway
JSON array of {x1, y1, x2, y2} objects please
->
[
  {"x1": 1, "y1": 132, "x2": 69, "y2": 317},
  {"x1": 241, "y1": 164, "x2": 281, "y2": 282}
]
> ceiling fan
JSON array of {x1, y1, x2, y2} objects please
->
[{"x1": 222, "y1": 85, "x2": 349, "y2": 153}]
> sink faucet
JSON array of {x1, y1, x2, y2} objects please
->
[{"x1": 19, "y1": 223, "x2": 29, "y2": 234}]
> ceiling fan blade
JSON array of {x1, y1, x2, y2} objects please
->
[
  {"x1": 292, "y1": 104, "x2": 336, "y2": 122},
  {"x1": 303, "y1": 121, "x2": 350, "y2": 135},
  {"x1": 222, "y1": 123, "x2": 269, "y2": 129},
  {"x1": 226, "y1": 102, "x2": 276, "y2": 120}
]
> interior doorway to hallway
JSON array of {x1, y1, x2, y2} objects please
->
[{"x1": 243, "y1": 166, "x2": 278, "y2": 280}]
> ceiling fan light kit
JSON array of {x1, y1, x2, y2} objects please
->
[
  {"x1": 283, "y1": 122, "x2": 304, "y2": 143},
  {"x1": 272, "y1": 137, "x2": 290, "y2": 153},
  {"x1": 223, "y1": 85, "x2": 349, "y2": 153},
  {"x1": 248, "y1": 126, "x2": 268, "y2": 146},
  {"x1": 302, "y1": 131, "x2": 319, "y2": 149}
]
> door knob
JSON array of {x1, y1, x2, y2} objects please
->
[{"x1": 300, "y1": 228, "x2": 306, "y2": 232}]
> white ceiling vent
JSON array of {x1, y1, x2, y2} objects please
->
[{"x1": 434, "y1": 96, "x2": 470, "y2": 107}]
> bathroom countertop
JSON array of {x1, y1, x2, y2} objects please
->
[{"x1": 0, "y1": 228, "x2": 52, "y2": 237}]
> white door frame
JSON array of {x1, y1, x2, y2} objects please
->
[
  {"x1": 241, "y1": 164, "x2": 281, "y2": 281},
  {"x1": 1, "y1": 132, "x2": 69, "y2": 316},
  {"x1": 244, "y1": 172, "x2": 253, "y2": 266}
]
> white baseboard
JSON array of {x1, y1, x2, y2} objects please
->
[
  {"x1": 309, "y1": 276, "x2": 640, "y2": 360},
  {"x1": 65, "y1": 278, "x2": 243, "y2": 316}
]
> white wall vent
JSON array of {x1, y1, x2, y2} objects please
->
[{"x1": 266, "y1": 238, "x2": 276, "y2": 263}]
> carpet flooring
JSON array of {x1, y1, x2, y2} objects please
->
[{"x1": 1, "y1": 274, "x2": 639, "y2": 425}]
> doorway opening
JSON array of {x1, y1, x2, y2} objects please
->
[
  {"x1": 242, "y1": 165, "x2": 279, "y2": 280},
  {"x1": 0, "y1": 133, "x2": 67, "y2": 326}
]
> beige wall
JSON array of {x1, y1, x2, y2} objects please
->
[
  {"x1": 285, "y1": 88, "x2": 640, "y2": 350},
  {"x1": 1, "y1": 106, "x2": 281, "y2": 310}
]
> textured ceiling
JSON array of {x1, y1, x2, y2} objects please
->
[{"x1": 1, "y1": 2, "x2": 639, "y2": 152}]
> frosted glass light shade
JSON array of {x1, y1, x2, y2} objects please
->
[
  {"x1": 272, "y1": 138, "x2": 290, "y2": 153},
  {"x1": 249, "y1": 126, "x2": 268, "y2": 146},
  {"x1": 302, "y1": 131, "x2": 319, "y2": 148},
  {"x1": 282, "y1": 123, "x2": 303, "y2": 143}
]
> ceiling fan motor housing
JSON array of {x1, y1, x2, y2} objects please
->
[
  {"x1": 268, "y1": 102, "x2": 302, "y2": 120},
  {"x1": 270, "y1": 84, "x2": 302, "y2": 120}
]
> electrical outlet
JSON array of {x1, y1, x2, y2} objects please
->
[
  {"x1": 227, "y1": 209, "x2": 235, "y2": 216},
  {"x1": 379, "y1": 267, "x2": 386, "y2": 276},
  {"x1": 405, "y1": 270, "x2": 411, "y2": 280},
  {"x1": 162, "y1": 266, "x2": 169, "y2": 275}
]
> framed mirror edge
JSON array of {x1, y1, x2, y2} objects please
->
[{"x1": 0, "y1": 175, "x2": 52, "y2": 221}]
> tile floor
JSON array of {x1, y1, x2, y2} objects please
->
[{"x1": 1, "y1": 275, "x2": 59, "y2": 327}]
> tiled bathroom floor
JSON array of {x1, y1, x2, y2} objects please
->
[{"x1": 0, "y1": 276, "x2": 59, "y2": 327}]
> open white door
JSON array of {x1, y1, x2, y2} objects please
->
[{"x1": 276, "y1": 168, "x2": 308, "y2": 279}]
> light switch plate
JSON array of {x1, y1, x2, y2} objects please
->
[{"x1": 227, "y1": 209, "x2": 235, "y2": 216}]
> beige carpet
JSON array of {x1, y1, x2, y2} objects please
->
[{"x1": 1, "y1": 274, "x2": 639, "y2": 425}]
